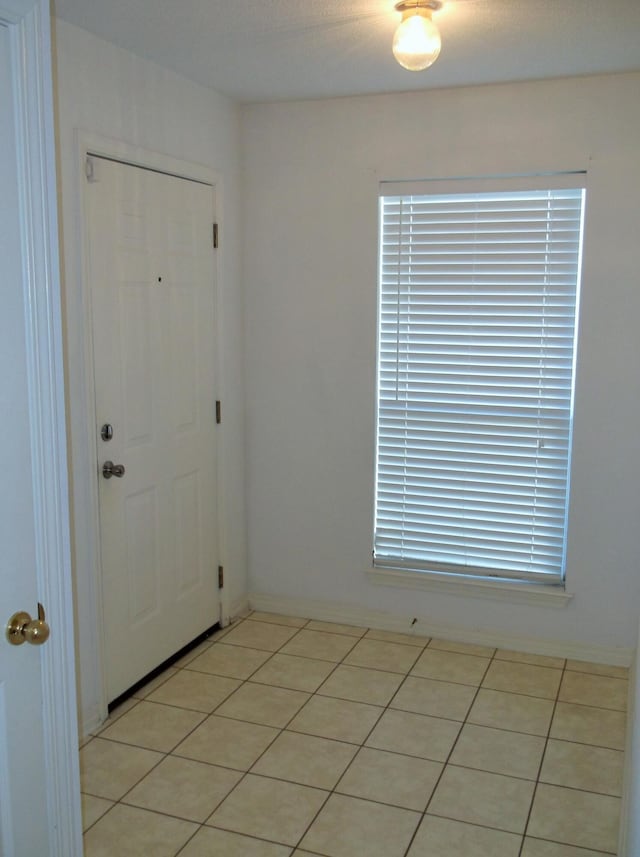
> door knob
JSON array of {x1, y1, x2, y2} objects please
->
[
  {"x1": 103, "y1": 460, "x2": 125, "y2": 479},
  {"x1": 6, "y1": 603, "x2": 50, "y2": 646}
]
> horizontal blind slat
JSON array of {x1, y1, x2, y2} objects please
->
[{"x1": 374, "y1": 185, "x2": 584, "y2": 581}]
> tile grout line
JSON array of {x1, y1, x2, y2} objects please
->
[
  {"x1": 516, "y1": 659, "x2": 566, "y2": 857},
  {"x1": 80, "y1": 613, "x2": 629, "y2": 854},
  {"x1": 167, "y1": 617, "x2": 348, "y2": 853},
  {"x1": 284, "y1": 625, "x2": 430, "y2": 853},
  {"x1": 82, "y1": 618, "x2": 254, "y2": 839},
  {"x1": 399, "y1": 643, "x2": 500, "y2": 857},
  {"x1": 86, "y1": 613, "x2": 307, "y2": 852},
  {"x1": 185, "y1": 613, "x2": 354, "y2": 849},
  {"x1": 83, "y1": 620, "x2": 254, "y2": 838}
]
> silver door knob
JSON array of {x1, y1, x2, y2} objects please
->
[
  {"x1": 103, "y1": 460, "x2": 125, "y2": 479},
  {"x1": 6, "y1": 603, "x2": 50, "y2": 646}
]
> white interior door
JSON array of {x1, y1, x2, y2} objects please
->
[
  {"x1": 0, "y1": 3, "x2": 81, "y2": 854},
  {"x1": 86, "y1": 156, "x2": 220, "y2": 702}
]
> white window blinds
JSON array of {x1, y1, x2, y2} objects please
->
[{"x1": 374, "y1": 181, "x2": 585, "y2": 584}]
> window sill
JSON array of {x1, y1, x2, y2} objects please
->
[{"x1": 367, "y1": 566, "x2": 574, "y2": 608}]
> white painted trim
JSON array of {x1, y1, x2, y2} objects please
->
[
  {"x1": 4, "y1": 0, "x2": 82, "y2": 853},
  {"x1": 79, "y1": 131, "x2": 219, "y2": 186},
  {"x1": 228, "y1": 594, "x2": 251, "y2": 625},
  {"x1": 249, "y1": 591, "x2": 633, "y2": 666},
  {"x1": 73, "y1": 131, "x2": 228, "y2": 731},
  {"x1": 0, "y1": 685, "x2": 14, "y2": 855},
  {"x1": 619, "y1": 665, "x2": 635, "y2": 856},
  {"x1": 367, "y1": 567, "x2": 574, "y2": 607}
]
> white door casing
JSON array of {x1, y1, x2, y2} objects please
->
[
  {"x1": 0, "y1": 0, "x2": 82, "y2": 854},
  {"x1": 85, "y1": 156, "x2": 220, "y2": 702}
]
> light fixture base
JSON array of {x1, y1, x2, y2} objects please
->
[{"x1": 394, "y1": 0, "x2": 442, "y2": 13}]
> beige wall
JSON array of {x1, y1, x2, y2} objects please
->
[{"x1": 242, "y1": 73, "x2": 640, "y2": 655}]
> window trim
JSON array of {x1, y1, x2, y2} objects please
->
[
  {"x1": 366, "y1": 565, "x2": 574, "y2": 607},
  {"x1": 373, "y1": 174, "x2": 586, "y2": 589}
]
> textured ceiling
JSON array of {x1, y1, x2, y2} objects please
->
[{"x1": 53, "y1": 0, "x2": 640, "y2": 103}]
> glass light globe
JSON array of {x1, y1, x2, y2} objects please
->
[{"x1": 393, "y1": 11, "x2": 441, "y2": 71}]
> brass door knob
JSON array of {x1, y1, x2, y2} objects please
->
[{"x1": 6, "y1": 603, "x2": 50, "y2": 646}]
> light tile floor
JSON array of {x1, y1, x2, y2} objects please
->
[{"x1": 80, "y1": 611, "x2": 629, "y2": 856}]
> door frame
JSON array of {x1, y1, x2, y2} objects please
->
[
  {"x1": 74, "y1": 132, "x2": 229, "y2": 729},
  {"x1": 1, "y1": 0, "x2": 82, "y2": 852}
]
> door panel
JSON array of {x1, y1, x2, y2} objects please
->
[
  {"x1": 0, "y1": 23, "x2": 48, "y2": 855},
  {"x1": 86, "y1": 156, "x2": 220, "y2": 702},
  {"x1": 0, "y1": 10, "x2": 81, "y2": 851}
]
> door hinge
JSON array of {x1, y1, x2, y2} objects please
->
[
  {"x1": 218, "y1": 566, "x2": 224, "y2": 589},
  {"x1": 213, "y1": 222, "x2": 219, "y2": 249},
  {"x1": 215, "y1": 400, "x2": 221, "y2": 424}
]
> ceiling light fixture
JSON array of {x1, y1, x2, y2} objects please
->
[{"x1": 393, "y1": 0, "x2": 442, "y2": 71}]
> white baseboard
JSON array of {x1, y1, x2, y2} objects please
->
[
  {"x1": 79, "y1": 706, "x2": 104, "y2": 741},
  {"x1": 619, "y1": 677, "x2": 634, "y2": 856},
  {"x1": 249, "y1": 591, "x2": 633, "y2": 667},
  {"x1": 229, "y1": 594, "x2": 251, "y2": 623}
]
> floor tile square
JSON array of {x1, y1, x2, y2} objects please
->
[
  {"x1": 83, "y1": 803, "x2": 197, "y2": 857},
  {"x1": 98, "y1": 700, "x2": 205, "y2": 752},
  {"x1": 123, "y1": 755, "x2": 242, "y2": 821},
  {"x1": 482, "y1": 660, "x2": 562, "y2": 699},
  {"x1": 146, "y1": 669, "x2": 241, "y2": 712},
  {"x1": 467, "y1": 688, "x2": 554, "y2": 736},
  {"x1": 450, "y1": 723, "x2": 545, "y2": 779},
  {"x1": 180, "y1": 826, "x2": 293, "y2": 856},
  {"x1": 280, "y1": 629, "x2": 359, "y2": 662},
  {"x1": 174, "y1": 714, "x2": 279, "y2": 769},
  {"x1": 300, "y1": 793, "x2": 420, "y2": 857},
  {"x1": 318, "y1": 664, "x2": 403, "y2": 706},
  {"x1": 186, "y1": 642, "x2": 272, "y2": 678},
  {"x1": 407, "y1": 815, "x2": 522, "y2": 857},
  {"x1": 216, "y1": 682, "x2": 309, "y2": 727},
  {"x1": 132, "y1": 668, "x2": 179, "y2": 699},
  {"x1": 540, "y1": 739, "x2": 624, "y2": 796},
  {"x1": 80, "y1": 737, "x2": 163, "y2": 800},
  {"x1": 250, "y1": 611, "x2": 309, "y2": 628},
  {"x1": 495, "y1": 650, "x2": 565, "y2": 669},
  {"x1": 344, "y1": 638, "x2": 421, "y2": 673},
  {"x1": 288, "y1": 694, "x2": 383, "y2": 744},
  {"x1": 527, "y1": 783, "x2": 621, "y2": 852},
  {"x1": 411, "y1": 649, "x2": 490, "y2": 686},
  {"x1": 171, "y1": 639, "x2": 215, "y2": 669},
  {"x1": 390, "y1": 675, "x2": 476, "y2": 721},
  {"x1": 366, "y1": 709, "x2": 460, "y2": 762},
  {"x1": 550, "y1": 701, "x2": 626, "y2": 750},
  {"x1": 565, "y1": 659, "x2": 629, "y2": 679},
  {"x1": 81, "y1": 794, "x2": 114, "y2": 831},
  {"x1": 558, "y1": 672, "x2": 628, "y2": 711},
  {"x1": 78, "y1": 614, "x2": 629, "y2": 857},
  {"x1": 252, "y1": 730, "x2": 357, "y2": 789},
  {"x1": 250, "y1": 653, "x2": 335, "y2": 692},
  {"x1": 428, "y1": 638, "x2": 496, "y2": 658},
  {"x1": 428, "y1": 765, "x2": 535, "y2": 833},
  {"x1": 94, "y1": 697, "x2": 138, "y2": 734},
  {"x1": 306, "y1": 620, "x2": 366, "y2": 637},
  {"x1": 221, "y1": 619, "x2": 299, "y2": 651},
  {"x1": 364, "y1": 628, "x2": 428, "y2": 647},
  {"x1": 521, "y1": 838, "x2": 611, "y2": 857},
  {"x1": 207, "y1": 773, "x2": 327, "y2": 846},
  {"x1": 336, "y1": 746, "x2": 442, "y2": 811}
]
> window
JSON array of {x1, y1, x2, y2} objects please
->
[{"x1": 374, "y1": 176, "x2": 585, "y2": 585}]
